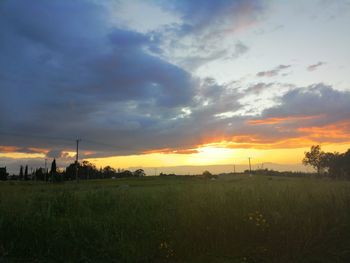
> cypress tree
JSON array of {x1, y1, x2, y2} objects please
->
[
  {"x1": 24, "y1": 165, "x2": 28, "y2": 180},
  {"x1": 50, "y1": 159, "x2": 57, "y2": 182},
  {"x1": 19, "y1": 165, "x2": 23, "y2": 180}
]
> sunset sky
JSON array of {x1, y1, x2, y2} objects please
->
[{"x1": 1, "y1": 0, "x2": 350, "y2": 174}]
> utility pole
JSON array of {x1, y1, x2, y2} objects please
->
[
  {"x1": 76, "y1": 139, "x2": 81, "y2": 183},
  {"x1": 233, "y1": 164, "x2": 236, "y2": 174},
  {"x1": 154, "y1": 168, "x2": 157, "y2": 176},
  {"x1": 248, "y1": 157, "x2": 252, "y2": 174}
]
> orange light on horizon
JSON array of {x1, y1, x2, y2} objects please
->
[
  {"x1": 0, "y1": 152, "x2": 46, "y2": 159},
  {"x1": 2, "y1": 118, "x2": 350, "y2": 171}
]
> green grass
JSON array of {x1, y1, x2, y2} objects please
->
[{"x1": 1, "y1": 175, "x2": 350, "y2": 262}]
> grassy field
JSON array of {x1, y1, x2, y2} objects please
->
[{"x1": 1, "y1": 175, "x2": 350, "y2": 262}]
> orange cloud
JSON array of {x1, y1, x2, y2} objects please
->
[
  {"x1": 190, "y1": 120, "x2": 350, "y2": 151},
  {"x1": 143, "y1": 148, "x2": 199, "y2": 155},
  {"x1": 0, "y1": 146, "x2": 49, "y2": 154},
  {"x1": 0, "y1": 145, "x2": 51, "y2": 160},
  {"x1": 248, "y1": 115, "x2": 323, "y2": 125},
  {"x1": 0, "y1": 146, "x2": 20, "y2": 153},
  {"x1": 27, "y1": 147, "x2": 49, "y2": 154},
  {"x1": 197, "y1": 137, "x2": 315, "y2": 150},
  {"x1": 298, "y1": 121, "x2": 350, "y2": 140},
  {"x1": 83, "y1": 150, "x2": 97, "y2": 156},
  {"x1": 132, "y1": 119, "x2": 350, "y2": 155}
]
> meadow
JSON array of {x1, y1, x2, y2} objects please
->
[{"x1": 1, "y1": 175, "x2": 350, "y2": 262}]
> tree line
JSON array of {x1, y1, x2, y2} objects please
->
[
  {"x1": 0, "y1": 159, "x2": 145, "y2": 181},
  {"x1": 302, "y1": 145, "x2": 350, "y2": 179},
  {"x1": 1, "y1": 145, "x2": 350, "y2": 181}
]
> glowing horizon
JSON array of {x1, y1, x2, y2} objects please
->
[{"x1": 2, "y1": 142, "x2": 350, "y2": 174}]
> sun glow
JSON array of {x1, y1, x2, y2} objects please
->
[
  {"x1": 86, "y1": 142, "x2": 350, "y2": 171},
  {"x1": 187, "y1": 146, "x2": 235, "y2": 165}
]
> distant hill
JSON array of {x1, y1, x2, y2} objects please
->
[{"x1": 130, "y1": 163, "x2": 311, "y2": 176}]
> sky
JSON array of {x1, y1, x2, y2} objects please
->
[{"x1": 1, "y1": 0, "x2": 350, "y2": 174}]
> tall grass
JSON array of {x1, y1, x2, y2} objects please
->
[{"x1": 1, "y1": 176, "x2": 350, "y2": 262}]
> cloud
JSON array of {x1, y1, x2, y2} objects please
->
[
  {"x1": 307, "y1": 61, "x2": 326, "y2": 71},
  {"x1": 244, "y1": 82, "x2": 274, "y2": 94},
  {"x1": 1, "y1": 1, "x2": 349, "y2": 171},
  {"x1": 143, "y1": 148, "x2": 199, "y2": 155},
  {"x1": 230, "y1": 42, "x2": 250, "y2": 59},
  {"x1": 177, "y1": 49, "x2": 228, "y2": 71},
  {"x1": 0, "y1": 0, "x2": 197, "y2": 156},
  {"x1": 46, "y1": 149, "x2": 71, "y2": 159},
  {"x1": 256, "y1": 65, "x2": 291, "y2": 77},
  {"x1": 241, "y1": 84, "x2": 350, "y2": 145},
  {"x1": 150, "y1": 0, "x2": 264, "y2": 72},
  {"x1": 247, "y1": 115, "x2": 323, "y2": 125},
  {"x1": 157, "y1": 0, "x2": 266, "y2": 35},
  {"x1": 179, "y1": 41, "x2": 249, "y2": 70},
  {"x1": 0, "y1": 146, "x2": 20, "y2": 153},
  {"x1": 262, "y1": 84, "x2": 350, "y2": 120},
  {"x1": 151, "y1": 83, "x2": 350, "y2": 151}
]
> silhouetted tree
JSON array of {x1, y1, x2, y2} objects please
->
[
  {"x1": 118, "y1": 170, "x2": 133, "y2": 178},
  {"x1": 0, "y1": 167, "x2": 8, "y2": 181},
  {"x1": 343, "y1": 149, "x2": 350, "y2": 178},
  {"x1": 50, "y1": 159, "x2": 57, "y2": 174},
  {"x1": 202, "y1": 170, "x2": 217, "y2": 179},
  {"x1": 19, "y1": 165, "x2": 23, "y2": 180},
  {"x1": 303, "y1": 145, "x2": 325, "y2": 176},
  {"x1": 65, "y1": 160, "x2": 100, "y2": 180},
  {"x1": 50, "y1": 159, "x2": 59, "y2": 182},
  {"x1": 35, "y1": 168, "x2": 45, "y2": 181},
  {"x1": 302, "y1": 146, "x2": 350, "y2": 179},
  {"x1": 81, "y1": 160, "x2": 99, "y2": 179},
  {"x1": 65, "y1": 162, "x2": 77, "y2": 180},
  {"x1": 320, "y1": 152, "x2": 341, "y2": 179},
  {"x1": 159, "y1": 172, "x2": 176, "y2": 177},
  {"x1": 103, "y1": 166, "x2": 116, "y2": 179},
  {"x1": 133, "y1": 169, "x2": 145, "y2": 177},
  {"x1": 24, "y1": 165, "x2": 28, "y2": 180}
]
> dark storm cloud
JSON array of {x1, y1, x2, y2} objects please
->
[
  {"x1": 0, "y1": 0, "x2": 269, "y2": 159},
  {"x1": 0, "y1": 0, "x2": 196, "y2": 155},
  {"x1": 256, "y1": 65, "x2": 291, "y2": 77}
]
